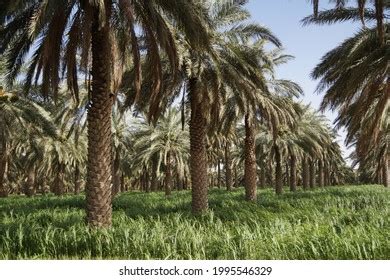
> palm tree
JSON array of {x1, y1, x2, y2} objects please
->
[
  {"x1": 140, "y1": 0, "x2": 281, "y2": 210},
  {"x1": 309, "y1": 0, "x2": 388, "y2": 45},
  {"x1": 0, "y1": 87, "x2": 57, "y2": 197},
  {"x1": 305, "y1": 3, "x2": 389, "y2": 187},
  {"x1": 1, "y1": 0, "x2": 210, "y2": 227},
  {"x1": 132, "y1": 109, "x2": 189, "y2": 196}
]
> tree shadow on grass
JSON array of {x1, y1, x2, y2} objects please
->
[{"x1": 0, "y1": 195, "x2": 85, "y2": 216}]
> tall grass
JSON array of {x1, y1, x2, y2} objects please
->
[{"x1": 0, "y1": 185, "x2": 389, "y2": 259}]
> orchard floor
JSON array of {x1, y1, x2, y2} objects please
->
[{"x1": 0, "y1": 185, "x2": 389, "y2": 259}]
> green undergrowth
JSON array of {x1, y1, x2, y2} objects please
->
[{"x1": 0, "y1": 185, "x2": 389, "y2": 259}]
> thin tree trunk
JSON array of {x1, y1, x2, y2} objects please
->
[
  {"x1": 165, "y1": 152, "x2": 172, "y2": 196},
  {"x1": 189, "y1": 78, "x2": 208, "y2": 214},
  {"x1": 0, "y1": 139, "x2": 8, "y2": 198},
  {"x1": 25, "y1": 167, "x2": 36, "y2": 197},
  {"x1": 144, "y1": 170, "x2": 150, "y2": 193},
  {"x1": 383, "y1": 155, "x2": 389, "y2": 188},
  {"x1": 53, "y1": 164, "x2": 65, "y2": 196},
  {"x1": 217, "y1": 159, "x2": 221, "y2": 189},
  {"x1": 302, "y1": 156, "x2": 309, "y2": 190},
  {"x1": 285, "y1": 162, "x2": 289, "y2": 187},
  {"x1": 86, "y1": 1, "x2": 113, "y2": 228},
  {"x1": 324, "y1": 161, "x2": 330, "y2": 186},
  {"x1": 275, "y1": 144, "x2": 283, "y2": 195},
  {"x1": 225, "y1": 142, "x2": 232, "y2": 191},
  {"x1": 74, "y1": 164, "x2": 82, "y2": 195},
  {"x1": 120, "y1": 173, "x2": 125, "y2": 193},
  {"x1": 309, "y1": 158, "x2": 316, "y2": 189},
  {"x1": 318, "y1": 159, "x2": 324, "y2": 187},
  {"x1": 290, "y1": 154, "x2": 297, "y2": 192},
  {"x1": 260, "y1": 162, "x2": 266, "y2": 189},
  {"x1": 244, "y1": 114, "x2": 257, "y2": 201},
  {"x1": 151, "y1": 159, "x2": 158, "y2": 192},
  {"x1": 234, "y1": 167, "x2": 238, "y2": 188}
]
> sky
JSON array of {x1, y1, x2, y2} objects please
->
[{"x1": 246, "y1": 0, "x2": 362, "y2": 163}]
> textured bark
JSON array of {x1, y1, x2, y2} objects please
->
[
  {"x1": 112, "y1": 152, "x2": 121, "y2": 198},
  {"x1": 0, "y1": 139, "x2": 8, "y2": 198},
  {"x1": 383, "y1": 156, "x2": 389, "y2": 188},
  {"x1": 318, "y1": 159, "x2": 324, "y2": 187},
  {"x1": 302, "y1": 156, "x2": 309, "y2": 190},
  {"x1": 290, "y1": 154, "x2": 297, "y2": 192},
  {"x1": 74, "y1": 164, "x2": 82, "y2": 195},
  {"x1": 225, "y1": 142, "x2": 232, "y2": 191},
  {"x1": 244, "y1": 115, "x2": 257, "y2": 201},
  {"x1": 275, "y1": 145, "x2": 283, "y2": 195},
  {"x1": 86, "y1": 2, "x2": 113, "y2": 228},
  {"x1": 189, "y1": 78, "x2": 208, "y2": 214},
  {"x1": 309, "y1": 159, "x2": 316, "y2": 189},
  {"x1": 165, "y1": 152, "x2": 172, "y2": 196}
]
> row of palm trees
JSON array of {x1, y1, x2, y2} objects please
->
[
  {"x1": 0, "y1": 0, "x2": 388, "y2": 228},
  {"x1": 0, "y1": 89, "x2": 351, "y2": 197}
]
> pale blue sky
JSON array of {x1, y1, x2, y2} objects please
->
[{"x1": 246, "y1": 0, "x2": 361, "y2": 161}]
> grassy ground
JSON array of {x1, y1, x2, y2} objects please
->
[{"x1": 0, "y1": 185, "x2": 389, "y2": 260}]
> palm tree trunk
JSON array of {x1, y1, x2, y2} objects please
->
[
  {"x1": 234, "y1": 167, "x2": 238, "y2": 188},
  {"x1": 259, "y1": 160, "x2": 266, "y2": 189},
  {"x1": 309, "y1": 158, "x2": 316, "y2": 189},
  {"x1": 302, "y1": 156, "x2": 309, "y2": 190},
  {"x1": 225, "y1": 142, "x2": 232, "y2": 191},
  {"x1": 151, "y1": 159, "x2": 158, "y2": 192},
  {"x1": 318, "y1": 159, "x2": 324, "y2": 187},
  {"x1": 86, "y1": 2, "x2": 113, "y2": 228},
  {"x1": 189, "y1": 78, "x2": 208, "y2": 214},
  {"x1": 217, "y1": 159, "x2": 221, "y2": 189},
  {"x1": 74, "y1": 164, "x2": 82, "y2": 195},
  {"x1": 54, "y1": 163, "x2": 65, "y2": 196},
  {"x1": 0, "y1": 139, "x2": 8, "y2": 198},
  {"x1": 285, "y1": 162, "x2": 289, "y2": 187},
  {"x1": 324, "y1": 161, "x2": 330, "y2": 186},
  {"x1": 274, "y1": 144, "x2": 283, "y2": 195},
  {"x1": 25, "y1": 167, "x2": 36, "y2": 197},
  {"x1": 120, "y1": 173, "x2": 125, "y2": 192},
  {"x1": 244, "y1": 114, "x2": 257, "y2": 201},
  {"x1": 145, "y1": 170, "x2": 150, "y2": 193},
  {"x1": 290, "y1": 154, "x2": 297, "y2": 192},
  {"x1": 383, "y1": 155, "x2": 389, "y2": 188},
  {"x1": 165, "y1": 152, "x2": 172, "y2": 196},
  {"x1": 112, "y1": 152, "x2": 121, "y2": 198}
]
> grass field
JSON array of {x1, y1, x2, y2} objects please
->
[{"x1": 0, "y1": 185, "x2": 389, "y2": 260}]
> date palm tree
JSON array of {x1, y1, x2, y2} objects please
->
[
  {"x1": 0, "y1": 87, "x2": 57, "y2": 197},
  {"x1": 309, "y1": 0, "x2": 388, "y2": 45},
  {"x1": 132, "y1": 108, "x2": 189, "y2": 195},
  {"x1": 0, "y1": 0, "x2": 210, "y2": 227},
  {"x1": 306, "y1": 2, "x2": 389, "y2": 187}
]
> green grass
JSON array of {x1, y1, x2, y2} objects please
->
[{"x1": 0, "y1": 185, "x2": 389, "y2": 260}]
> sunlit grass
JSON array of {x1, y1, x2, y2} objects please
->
[{"x1": 0, "y1": 185, "x2": 389, "y2": 259}]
